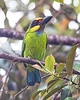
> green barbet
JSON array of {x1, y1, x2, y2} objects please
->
[{"x1": 22, "y1": 16, "x2": 52, "y2": 86}]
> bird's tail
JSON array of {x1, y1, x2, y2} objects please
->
[{"x1": 26, "y1": 69, "x2": 41, "y2": 86}]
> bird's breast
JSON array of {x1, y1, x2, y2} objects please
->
[{"x1": 24, "y1": 32, "x2": 46, "y2": 60}]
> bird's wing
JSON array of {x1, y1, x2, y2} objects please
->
[
  {"x1": 22, "y1": 39, "x2": 25, "y2": 57},
  {"x1": 22, "y1": 40, "x2": 28, "y2": 68},
  {"x1": 46, "y1": 34, "x2": 48, "y2": 48}
]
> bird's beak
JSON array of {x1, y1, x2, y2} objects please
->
[{"x1": 40, "y1": 16, "x2": 52, "y2": 26}]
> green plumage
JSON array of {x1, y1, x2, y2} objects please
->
[{"x1": 22, "y1": 31, "x2": 46, "y2": 60}]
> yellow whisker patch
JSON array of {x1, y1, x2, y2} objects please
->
[{"x1": 30, "y1": 25, "x2": 40, "y2": 32}]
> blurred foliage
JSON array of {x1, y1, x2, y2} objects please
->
[{"x1": 0, "y1": 0, "x2": 80, "y2": 100}]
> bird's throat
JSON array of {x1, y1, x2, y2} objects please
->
[
  {"x1": 36, "y1": 30, "x2": 44, "y2": 34},
  {"x1": 36, "y1": 26, "x2": 44, "y2": 34}
]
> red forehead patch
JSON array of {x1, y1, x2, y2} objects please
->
[{"x1": 38, "y1": 19, "x2": 43, "y2": 22}]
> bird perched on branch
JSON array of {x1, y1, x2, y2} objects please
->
[{"x1": 22, "y1": 16, "x2": 52, "y2": 86}]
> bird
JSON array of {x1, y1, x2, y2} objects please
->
[{"x1": 22, "y1": 16, "x2": 52, "y2": 86}]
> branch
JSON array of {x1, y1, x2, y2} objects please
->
[
  {"x1": 63, "y1": 77, "x2": 80, "y2": 87},
  {"x1": 47, "y1": 35, "x2": 80, "y2": 45},
  {"x1": 0, "y1": 28, "x2": 24, "y2": 40},
  {"x1": 52, "y1": 90, "x2": 61, "y2": 100},
  {"x1": 0, "y1": 52, "x2": 44, "y2": 65},
  {"x1": 0, "y1": 52, "x2": 80, "y2": 75},
  {"x1": 0, "y1": 28, "x2": 80, "y2": 45},
  {"x1": 0, "y1": 61, "x2": 15, "y2": 99},
  {"x1": 12, "y1": 85, "x2": 29, "y2": 100}
]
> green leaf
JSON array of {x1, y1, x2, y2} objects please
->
[
  {"x1": 73, "y1": 61, "x2": 80, "y2": 72},
  {"x1": 31, "y1": 91, "x2": 41, "y2": 100},
  {"x1": 48, "y1": 80, "x2": 63, "y2": 92},
  {"x1": 59, "y1": 73, "x2": 67, "y2": 78},
  {"x1": 55, "y1": 0, "x2": 64, "y2": 3},
  {"x1": 66, "y1": 44, "x2": 79, "y2": 75},
  {"x1": 43, "y1": 84, "x2": 68, "y2": 100},
  {"x1": 31, "y1": 83, "x2": 47, "y2": 100},
  {"x1": 0, "y1": 0, "x2": 7, "y2": 14},
  {"x1": 46, "y1": 75, "x2": 54, "y2": 83},
  {"x1": 74, "y1": 2, "x2": 80, "y2": 14},
  {"x1": 32, "y1": 65, "x2": 47, "y2": 73},
  {"x1": 64, "y1": 97, "x2": 73, "y2": 100},
  {"x1": 56, "y1": 63, "x2": 65, "y2": 74},
  {"x1": 41, "y1": 90, "x2": 46, "y2": 97},
  {"x1": 37, "y1": 83, "x2": 47, "y2": 91},
  {"x1": 61, "y1": 86, "x2": 72, "y2": 100},
  {"x1": 47, "y1": 73, "x2": 67, "y2": 91},
  {"x1": 45, "y1": 55, "x2": 55, "y2": 72},
  {"x1": 47, "y1": 79, "x2": 60, "y2": 91}
]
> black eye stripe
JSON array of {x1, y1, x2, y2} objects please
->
[
  {"x1": 33, "y1": 20, "x2": 38, "y2": 24},
  {"x1": 30, "y1": 20, "x2": 39, "y2": 28}
]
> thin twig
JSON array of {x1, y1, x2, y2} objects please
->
[
  {"x1": 14, "y1": 0, "x2": 45, "y2": 29},
  {"x1": 63, "y1": 77, "x2": 80, "y2": 87},
  {"x1": 0, "y1": 61, "x2": 16, "y2": 99},
  {"x1": 11, "y1": 85, "x2": 29, "y2": 100},
  {"x1": 42, "y1": 74, "x2": 51, "y2": 79},
  {"x1": 52, "y1": 90, "x2": 61, "y2": 100},
  {"x1": 45, "y1": 1, "x2": 62, "y2": 17}
]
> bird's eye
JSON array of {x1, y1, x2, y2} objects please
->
[
  {"x1": 32, "y1": 20, "x2": 38, "y2": 24},
  {"x1": 30, "y1": 19, "x2": 42, "y2": 28},
  {"x1": 30, "y1": 20, "x2": 38, "y2": 28}
]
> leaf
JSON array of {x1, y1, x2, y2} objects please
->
[
  {"x1": 31, "y1": 91, "x2": 41, "y2": 100},
  {"x1": 66, "y1": 44, "x2": 79, "y2": 75},
  {"x1": 61, "y1": 86, "x2": 72, "y2": 100},
  {"x1": 56, "y1": 63, "x2": 65, "y2": 74},
  {"x1": 46, "y1": 75, "x2": 54, "y2": 83},
  {"x1": 45, "y1": 55, "x2": 55, "y2": 72},
  {"x1": 55, "y1": 0, "x2": 64, "y2": 3},
  {"x1": 43, "y1": 84, "x2": 68, "y2": 100},
  {"x1": 31, "y1": 83, "x2": 47, "y2": 100},
  {"x1": 74, "y1": 2, "x2": 80, "y2": 14},
  {"x1": 47, "y1": 73, "x2": 67, "y2": 91},
  {"x1": 37, "y1": 83, "x2": 47, "y2": 91},
  {"x1": 41, "y1": 90, "x2": 46, "y2": 97},
  {"x1": 47, "y1": 79, "x2": 59, "y2": 90},
  {"x1": 72, "y1": 75, "x2": 79, "y2": 86},
  {"x1": 59, "y1": 73, "x2": 67, "y2": 78},
  {"x1": 32, "y1": 64, "x2": 47, "y2": 73},
  {"x1": 64, "y1": 97, "x2": 73, "y2": 100},
  {"x1": 0, "y1": 0, "x2": 7, "y2": 14},
  {"x1": 47, "y1": 79, "x2": 60, "y2": 91},
  {"x1": 73, "y1": 61, "x2": 80, "y2": 72}
]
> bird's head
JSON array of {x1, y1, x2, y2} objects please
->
[{"x1": 28, "y1": 16, "x2": 52, "y2": 34}]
